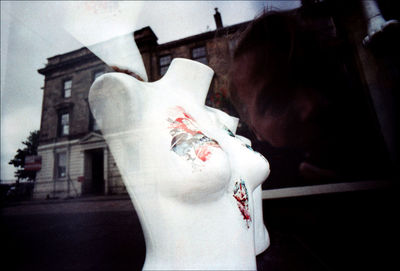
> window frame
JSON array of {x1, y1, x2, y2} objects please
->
[
  {"x1": 62, "y1": 78, "x2": 72, "y2": 98},
  {"x1": 55, "y1": 151, "x2": 67, "y2": 179},
  {"x1": 58, "y1": 110, "x2": 70, "y2": 137},
  {"x1": 228, "y1": 39, "x2": 239, "y2": 57}
]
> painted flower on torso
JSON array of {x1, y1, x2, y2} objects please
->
[
  {"x1": 167, "y1": 106, "x2": 220, "y2": 167},
  {"x1": 233, "y1": 179, "x2": 252, "y2": 228}
]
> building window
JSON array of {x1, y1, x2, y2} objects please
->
[
  {"x1": 228, "y1": 39, "x2": 239, "y2": 57},
  {"x1": 191, "y1": 46, "x2": 208, "y2": 65},
  {"x1": 89, "y1": 110, "x2": 101, "y2": 132},
  {"x1": 58, "y1": 111, "x2": 70, "y2": 136},
  {"x1": 94, "y1": 70, "x2": 105, "y2": 81},
  {"x1": 63, "y1": 79, "x2": 72, "y2": 98},
  {"x1": 56, "y1": 152, "x2": 67, "y2": 178},
  {"x1": 159, "y1": 55, "x2": 172, "y2": 76}
]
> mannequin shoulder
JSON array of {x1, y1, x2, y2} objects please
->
[
  {"x1": 205, "y1": 106, "x2": 239, "y2": 133},
  {"x1": 89, "y1": 72, "x2": 147, "y2": 99},
  {"x1": 88, "y1": 72, "x2": 151, "y2": 134}
]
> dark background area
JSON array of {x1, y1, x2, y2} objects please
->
[{"x1": 1, "y1": 187, "x2": 397, "y2": 271}]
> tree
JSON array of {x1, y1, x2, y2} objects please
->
[{"x1": 9, "y1": 130, "x2": 40, "y2": 181}]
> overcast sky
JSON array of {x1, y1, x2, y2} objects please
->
[{"x1": 1, "y1": 1, "x2": 301, "y2": 182}]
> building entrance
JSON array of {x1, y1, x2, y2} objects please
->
[{"x1": 83, "y1": 148, "x2": 104, "y2": 195}]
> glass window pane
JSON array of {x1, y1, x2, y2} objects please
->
[
  {"x1": 192, "y1": 47, "x2": 206, "y2": 58},
  {"x1": 58, "y1": 153, "x2": 66, "y2": 166},
  {"x1": 228, "y1": 39, "x2": 239, "y2": 56},
  {"x1": 64, "y1": 89, "x2": 71, "y2": 98},
  {"x1": 64, "y1": 80, "x2": 72, "y2": 89},
  {"x1": 160, "y1": 65, "x2": 169, "y2": 76},
  {"x1": 61, "y1": 113, "x2": 69, "y2": 125},
  {"x1": 64, "y1": 80, "x2": 72, "y2": 98},
  {"x1": 63, "y1": 125, "x2": 69, "y2": 135},
  {"x1": 57, "y1": 152, "x2": 66, "y2": 178},
  {"x1": 196, "y1": 57, "x2": 208, "y2": 65},
  {"x1": 58, "y1": 167, "x2": 66, "y2": 178},
  {"x1": 159, "y1": 55, "x2": 171, "y2": 66},
  {"x1": 60, "y1": 113, "x2": 69, "y2": 136},
  {"x1": 159, "y1": 55, "x2": 172, "y2": 76}
]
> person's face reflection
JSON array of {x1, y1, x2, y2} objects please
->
[{"x1": 231, "y1": 51, "x2": 321, "y2": 148}]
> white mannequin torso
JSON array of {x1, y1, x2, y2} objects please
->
[
  {"x1": 89, "y1": 58, "x2": 270, "y2": 270},
  {"x1": 205, "y1": 106, "x2": 271, "y2": 255}
]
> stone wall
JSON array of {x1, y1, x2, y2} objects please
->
[{"x1": 39, "y1": 56, "x2": 111, "y2": 144}]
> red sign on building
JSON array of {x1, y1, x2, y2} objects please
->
[{"x1": 24, "y1": 155, "x2": 42, "y2": 171}]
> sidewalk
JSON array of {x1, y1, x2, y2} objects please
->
[
  {"x1": 1, "y1": 193, "x2": 146, "y2": 271},
  {"x1": 1, "y1": 194, "x2": 133, "y2": 216},
  {"x1": 3, "y1": 193, "x2": 131, "y2": 206}
]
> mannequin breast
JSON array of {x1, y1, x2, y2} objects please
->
[
  {"x1": 203, "y1": 106, "x2": 270, "y2": 191},
  {"x1": 225, "y1": 134, "x2": 270, "y2": 191},
  {"x1": 155, "y1": 103, "x2": 232, "y2": 203},
  {"x1": 204, "y1": 110, "x2": 270, "y2": 230}
]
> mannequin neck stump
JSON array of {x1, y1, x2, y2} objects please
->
[{"x1": 158, "y1": 58, "x2": 214, "y2": 106}]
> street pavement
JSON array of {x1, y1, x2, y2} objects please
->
[{"x1": 1, "y1": 195, "x2": 146, "y2": 271}]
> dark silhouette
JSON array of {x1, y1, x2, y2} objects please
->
[
  {"x1": 228, "y1": 7, "x2": 393, "y2": 186},
  {"x1": 9, "y1": 130, "x2": 40, "y2": 182}
]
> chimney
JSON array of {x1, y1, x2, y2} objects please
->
[
  {"x1": 134, "y1": 26, "x2": 158, "y2": 51},
  {"x1": 214, "y1": 8, "x2": 223, "y2": 29}
]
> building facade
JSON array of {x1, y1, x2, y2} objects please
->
[{"x1": 33, "y1": 10, "x2": 245, "y2": 199}]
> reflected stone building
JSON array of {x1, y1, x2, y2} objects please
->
[
  {"x1": 33, "y1": 10, "x2": 246, "y2": 199},
  {"x1": 34, "y1": 1, "x2": 399, "y2": 198}
]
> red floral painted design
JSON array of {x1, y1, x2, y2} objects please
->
[
  {"x1": 195, "y1": 143, "x2": 219, "y2": 162},
  {"x1": 167, "y1": 106, "x2": 220, "y2": 167},
  {"x1": 233, "y1": 179, "x2": 251, "y2": 228}
]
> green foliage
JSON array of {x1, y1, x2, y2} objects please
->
[{"x1": 8, "y1": 130, "x2": 40, "y2": 181}]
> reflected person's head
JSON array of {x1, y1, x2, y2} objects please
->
[{"x1": 229, "y1": 10, "x2": 348, "y2": 148}]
